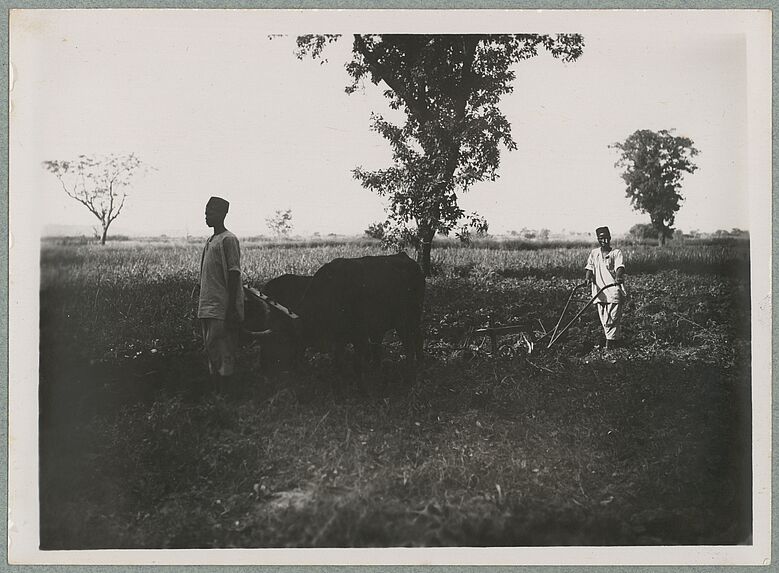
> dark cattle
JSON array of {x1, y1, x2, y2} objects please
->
[
  {"x1": 243, "y1": 274, "x2": 312, "y2": 371},
  {"x1": 263, "y1": 273, "x2": 313, "y2": 310},
  {"x1": 296, "y1": 252, "x2": 425, "y2": 381}
]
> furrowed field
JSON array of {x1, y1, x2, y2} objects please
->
[{"x1": 39, "y1": 238, "x2": 752, "y2": 548}]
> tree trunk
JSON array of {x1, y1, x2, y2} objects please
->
[
  {"x1": 101, "y1": 223, "x2": 109, "y2": 245},
  {"x1": 418, "y1": 241, "x2": 432, "y2": 277},
  {"x1": 651, "y1": 217, "x2": 666, "y2": 247},
  {"x1": 416, "y1": 226, "x2": 435, "y2": 277}
]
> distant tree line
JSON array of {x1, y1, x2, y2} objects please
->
[
  {"x1": 507, "y1": 228, "x2": 551, "y2": 240},
  {"x1": 628, "y1": 223, "x2": 748, "y2": 243}
]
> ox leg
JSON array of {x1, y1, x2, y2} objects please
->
[
  {"x1": 260, "y1": 345, "x2": 272, "y2": 374},
  {"x1": 351, "y1": 337, "x2": 372, "y2": 390},
  {"x1": 327, "y1": 342, "x2": 347, "y2": 395},
  {"x1": 412, "y1": 323, "x2": 424, "y2": 363},
  {"x1": 368, "y1": 333, "x2": 383, "y2": 369},
  {"x1": 398, "y1": 325, "x2": 421, "y2": 385},
  {"x1": 353, "y1": 340, "x2": 365, "y2": 381},
  {"x1": 332, "y1": 342, "x2": 346, "y2": 371},
  {"x1": 290, "y1": 341, "x2": 302, "y2": 372},
  {"x1": 329, "y1": 340, "x2": 367, "y2": 394}
]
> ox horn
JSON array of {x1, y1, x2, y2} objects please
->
[{"x1": 245, "y1": 328, "x2": 274, "y2": 338}]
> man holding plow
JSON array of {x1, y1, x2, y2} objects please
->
[{"x1": 585, "y1": 226, "x2": 627, "y2": 350}]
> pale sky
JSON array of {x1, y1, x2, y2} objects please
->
[{"x1": 10, "y1": 10, "x2": 756, "y2": 237}]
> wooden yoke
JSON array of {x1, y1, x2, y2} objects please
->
[{"x1": 243, "y1": 284, "x2": 300, "y2": 320}]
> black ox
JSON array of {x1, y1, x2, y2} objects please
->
[
  {"x1": 245, "y1": 253, "x2": 425, "y2": 380},
  {"x1": 243, "y1": 273, "x2": 312, "y2": 371}
]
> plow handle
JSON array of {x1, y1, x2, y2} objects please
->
[
  {"x1": 548, "y1": 281, "x2": 590, "y2": 344},
  {"x1": 547, "y1": 283, "x2": 617, "y2": 348}
]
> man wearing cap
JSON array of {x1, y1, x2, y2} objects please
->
[
  {"x1": 198, "y1": 196, "x2": 244, "y2": 388},
  {"x1": 584, "y1": 226, "x2": 626, "y2": 350}
]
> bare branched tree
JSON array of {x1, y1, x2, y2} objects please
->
[{"x1": 42, "y1": 153, "x2": 147, "y2": 245}]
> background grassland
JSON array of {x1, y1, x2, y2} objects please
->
[{"x1": 39, "y1": 238, "x2": 752, "y2": 548}]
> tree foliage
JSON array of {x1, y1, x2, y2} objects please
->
[
  {"x1": 628, "y1": 222, "x2": 659, "y2": 242},
  {"x1": 364, "y1": 221, "x2": 386, "y2": 240},
  {"x1": 265, "y1": 209, "x2": 294, "y2": 238},
  {"x1": 454, "y1": 212, "x2": 489, "y2": 245},
  {"x1": 296, "y1": 34, "x2": 584, "y2": 274},
  {"x1": 611, "y1": 129, "x2": 699, "y2": 246},
  {"x1": 42, "y1": 154, "x2": 146, "y2": 245}
]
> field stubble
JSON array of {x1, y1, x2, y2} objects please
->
[{"x1": 39, "y1": 239, "x2": 752, "y2": 548}]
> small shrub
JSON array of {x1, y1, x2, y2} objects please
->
[{"x1": 364, "y1": 222, "x2": 386, "y2": 240}]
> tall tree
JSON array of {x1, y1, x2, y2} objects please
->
[
  {"x1": 296, "y1": 34, "x2": 584, "y2": 274},
  {"x1": 42, "y1": 154, "x2": 146, "y2": 245},
  {"x1": 611, "y1": 129, "x2": 699, "y2": 246}
]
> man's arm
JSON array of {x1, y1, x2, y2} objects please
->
[
  {"x1": 585, "y1": 251, "x2": 595, "y2": 284},
  {"x1": 223, "y1": 234, "x2": 242, "y2": 323},
  {"x1": 613, "y1": 249, "x2": 625, "y2": 284},
  {"x1": 227, "y1": 270, "x2": 241, "y2": 322}
]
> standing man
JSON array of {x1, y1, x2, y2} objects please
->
[
  {"x1": 199, "y1": 196, "x2": 244, "y2": 389},
  {"x1": 585, "y1": 226, "x2": 626, "y2": 350}
]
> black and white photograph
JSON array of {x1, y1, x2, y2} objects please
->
[{"x1": 7, "y1": 8, "x2": 772, "y2": 565}]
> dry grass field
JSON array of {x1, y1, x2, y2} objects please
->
[{"x1": 39, "y1": 237, "x2": 752, "y2": 548}]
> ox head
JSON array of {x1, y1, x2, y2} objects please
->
[
  {"x1": 242, "y1": 287, "x2": 273, "y2": 338},
  {"x1": 242, "y1": 286, "x2": 303, "y2": 372}
]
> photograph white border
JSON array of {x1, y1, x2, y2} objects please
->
[{"x1": 8, "y1": 8, "x2": 772, "y2": 566}]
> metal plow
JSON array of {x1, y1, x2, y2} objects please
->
[{"x1": 471, "y1": 282, "x2": 617, "y2": 356}]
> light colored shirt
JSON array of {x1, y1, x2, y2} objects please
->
[
  {"x1": 198, "y1": 230, "x2": 244, "y2": 320},
  {"x1": 585, "y1": 247, "x2": 626, "y2": 303}
]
